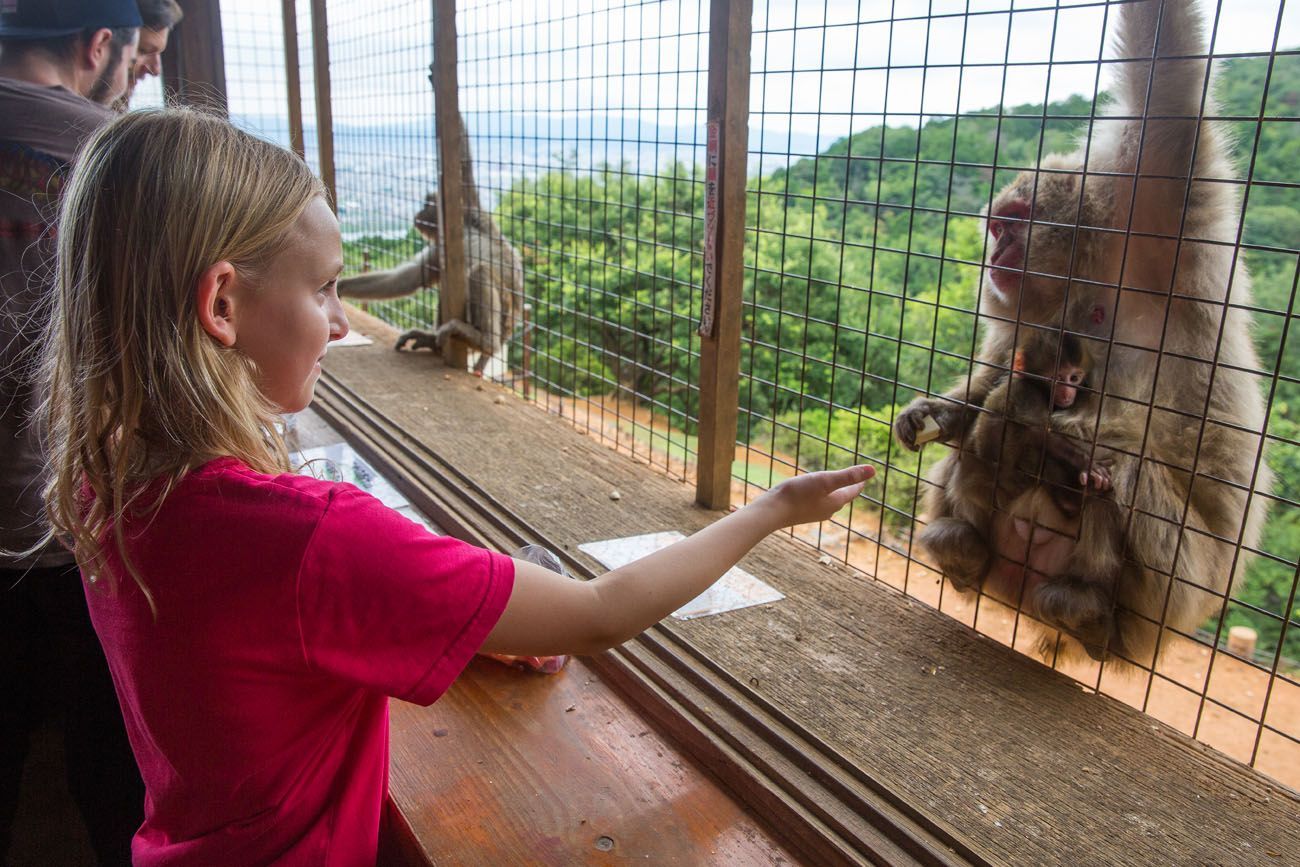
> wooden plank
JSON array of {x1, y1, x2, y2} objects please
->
[
  {"x1": 280, "y1": 0, "x2": 305, "y2": 159},
  {"x1": 695, "y1": 0, "x2": 752, "y2": 510},
  {"x1": 161, "y1": 0, "x2": 227, "y2": 113},
  {"x1": 431, "y1": 0, "x2": 469, "y2": 369},
  {"x1": 316, "y1": 317, "x2": 1300, "y2": 867},
  {"x1": 308, "y1": 0, "x2": 335, "y2": 209},
  {"x1": 385, "y1": 656, "x2": 796, "y2": 865}
]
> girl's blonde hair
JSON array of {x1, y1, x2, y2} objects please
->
[{"x1": 40, "y1": 108, "x2": 326, "y2": 605}]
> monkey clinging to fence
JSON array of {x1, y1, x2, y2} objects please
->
[
  {"x1": 918, "y1": 330, "x2": 1129, "y2": 659},
  {"x1": 337, "y1": 142, "x2": 524, "y2": 377},
  {"x1": 893, "y1": 0, "x2": 1272, "y2": 666}
]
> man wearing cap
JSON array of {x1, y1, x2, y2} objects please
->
[{"x1": 0, "y1": 2, "x2": 143, "y2": 864}]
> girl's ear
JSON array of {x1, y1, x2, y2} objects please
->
[{"x1": 196, "y1": 261, "x2": 239, "y2": 347}]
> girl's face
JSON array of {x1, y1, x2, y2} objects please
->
[{"x1": 234, "y1": 197, "x2": 349, "y2": 413}]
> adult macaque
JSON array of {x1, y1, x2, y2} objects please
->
[
  {"x1": 921, "y1": 330, "x2": 1126, "y2": 658},
  {"x1": 338, "y1": 138, "x2": 523, "y2": 377},
  {"x1": 894, "y1": 0, "x2": 1271, "y2": 665}
]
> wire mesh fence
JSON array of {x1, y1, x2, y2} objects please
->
[
  {"x1": 735, "y1": 0, "x2": 1299, "y2": 788},
  {"x1": 221, "y1": 2, "x2": 292, "y2": 145},
  {"x1": 325, "y1": 0, "x2": 441, "y2": 332},
  {"x1": 450, "y1": 0, "x2": 712, "y2": 480},
  {"x1": 210, "y1": 0, "x2": 1300, "y2": 789}
]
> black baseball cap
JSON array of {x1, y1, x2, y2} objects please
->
[{"x1": 0, "y1": 0, "x2": 143, "y2": 39}]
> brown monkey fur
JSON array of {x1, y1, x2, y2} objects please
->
[
  {"x1": 337, "y1": 135, "x2": 523, "y2": 377},
  {"x1": 920, "y1": 329, "x2": 1129, "y2": 659},
  {"x1": 894, "y1": 0, "x2": 1272, "y2": 666}
]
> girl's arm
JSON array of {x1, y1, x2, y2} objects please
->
[{"x1": 479, "y1": 464, "x2": 875, "y2": 657}]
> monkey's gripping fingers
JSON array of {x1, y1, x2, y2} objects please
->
[
  {"x1": 395, "y1": 328, "x2": 439, "y2": 352},
  {"x1": 894, "y1": 399, "x2": 963, "y2": 450},
  {"x1": 1080, "y1": 457, "x2": 1114, "y2": 493}
]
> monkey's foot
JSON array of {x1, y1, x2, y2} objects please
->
[
  {"x1": 917, "y1": 517, "x2": 990, "y2": 592},
  {"x1": 1032, "y1": 576, "x2": 1118, "y2": 660},
  {"x1": 395, "y1": 328, "x2": 439, "y2": 352},
  {"x1": 482, "y1": 652, "x2": 570, "y2": 675}
]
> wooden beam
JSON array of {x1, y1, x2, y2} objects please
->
[
  {"x1": 695, "y1": 0, "x2": 752, "y2": 510},
  {"x1": 309, "y1": 0, "x2": 336, "y2": 210},
  {"x1": 161, "y1": 0, "x2": 228, "y2": 113},
  {"x1": 431, "y1": 0, "x2": 469, "y2": 369},
  {"x1": 281, "y1": 0, "x2": 305, "y2": 159}
]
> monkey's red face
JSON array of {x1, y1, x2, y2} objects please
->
[
  {"x1": 986, "y1": 198, "x2": 1031, "y2": 299},
  {"x1": 982, "y1": 170, "x2": 1093, "y2": 328},
  {"x1": 1052, "y1": 365, "x2": 1085, "y2": 409}
]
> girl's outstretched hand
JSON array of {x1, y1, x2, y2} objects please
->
[
  {"x1": 755, "y1": 464, "x2": 876, "y2": 529},
  {"x1": 482, "y1": 462, "x2": 876, "y2": 658}
]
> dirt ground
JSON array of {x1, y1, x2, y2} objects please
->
[{"x1": 532, "y1": 388, "x2": 1300, "y2": 793}]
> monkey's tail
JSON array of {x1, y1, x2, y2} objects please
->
[{"x1": 1113, "y1": 0, "x2": 1209, "y2": 116}]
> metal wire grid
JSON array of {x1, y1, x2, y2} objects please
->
[
  {"x1": 738, "y1": 0, "x2": 1299, "y2": 787},
  {"x1": 456, "y1": 0, "x2": 710, "y2": 481},
  {"x1": 323, "y1": 0, "x2": 440, "y2": 332},
  {"x1": 220, "y1": 0, "x2": 294, "y2": 148}
]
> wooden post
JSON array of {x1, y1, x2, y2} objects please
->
[
  {"x1": 309, "y1": 0, "x2": 336, "y2": 211},
  {"x1": 281, "y1": 0, "x2": 305, "y2": 158},
  {"x1": 694, "y1": 0, "x2": 751, "y2": 510},
  {"x1": 431, "y1": 0, "x2": 469, "y2": 370},
  {"x1": 161, "y1": 0, "x2": 228, "y2": 113}
]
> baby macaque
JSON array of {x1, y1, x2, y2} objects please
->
[
  {"x1": 972, "y1": 331, "x2": 1112, "y2": 514},
  {"x1": 917, "y1": 331, "x2": 1126, "y2": 658}
]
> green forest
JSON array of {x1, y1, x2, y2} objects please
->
[{"x1": 349, "y1": 54, "x2": 1299, "y2": 663}]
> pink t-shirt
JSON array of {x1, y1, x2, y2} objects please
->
[{"x1": 83, "y1": 457, "x2": 514, "y2": 866}]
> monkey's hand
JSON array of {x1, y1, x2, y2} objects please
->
[
  {"x1": 1038, "y1": 431, "x2": 1113, "y2": 516},
  {"x1": 893, "y1": 398, "x2": 972, "y2": 451},
  {"x1": 1043, "y1": 432, "x2": 1113, "y2": 492},
  {"x1": 395, "y1": 328, "x2": 439, "y2": 352},
  {"x1": 1081, "y1": 459, "x2": 1113, "y2": 493}
]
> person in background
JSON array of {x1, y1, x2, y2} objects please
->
[
  {"x1": 115, "y1": 0, "x2": 182, "y2": 109},
  {"x1": 0, "y1": 2, "x2": 142, "y2": 864}
]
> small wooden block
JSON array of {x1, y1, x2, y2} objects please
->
[
  {"x1": 1227, "y1": 625, "x2": 1257, "y2": 657},
  {"x1": 914, "y1": 414, "x2": 942, "y2": 445}
]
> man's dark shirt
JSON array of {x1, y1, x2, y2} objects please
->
[{"x1": 0, "y1": 77, "x2": 111, "y2": 567}]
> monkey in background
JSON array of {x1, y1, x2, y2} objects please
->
[
  {"x1": 338, "y1": 135, "x2": 524, "y2": 377},
  {"x1": 895, "y1": 0, "x2": 1271, "y2": 666},
  {"x1": 920, "y1": 330, "x2": 1128, "y2": 658}
]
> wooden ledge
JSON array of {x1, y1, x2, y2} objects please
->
[
  {"x1": 320, "y1": 311, "x2": 1300, "y2": 867},
  {"x1": 379, "y1": 656, "x2": 795, "y2": 865}
]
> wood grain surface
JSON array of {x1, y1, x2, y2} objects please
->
[{"x1": 384, "y1": 656, "x2": 795, "y2": 865}]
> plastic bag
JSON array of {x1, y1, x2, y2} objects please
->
[{"x1": 481, "y1": 544, "x2": 571, "y2": 675}]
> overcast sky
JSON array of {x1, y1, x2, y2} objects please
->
[{"x1": 151, "y1": 0, "x2": 1297, "y2": 144}]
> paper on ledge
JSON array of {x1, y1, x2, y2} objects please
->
[
  {"x1": 578, "y1": 531, "x2": 784, "y2": 620},
  {"x1": 330, "y1": 330, "x2": 374, "y2": 347}
]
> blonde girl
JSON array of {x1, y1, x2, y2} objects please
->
[{"x1": 39, "y1": 108, "x2": 874, "y2": 866}]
